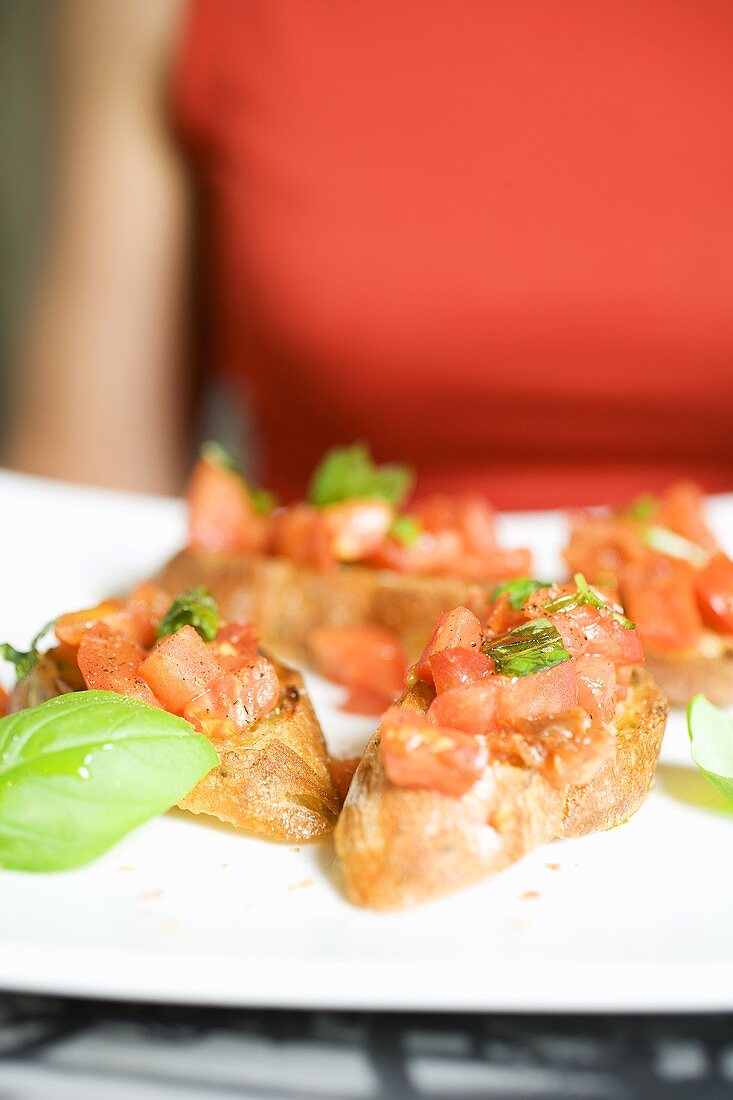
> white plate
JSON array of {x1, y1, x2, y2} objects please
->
[{"x1": 1, "y1": 469, "x2": 733, "y2": 1013}]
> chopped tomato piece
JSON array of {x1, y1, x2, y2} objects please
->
[
  {"x1": 562, "y1": 605, "x2": 643, "y2": 666},
  {"x1": 659, "y1": 482, "x2": 717, "y2": 551},
  {"x1": 575, "y1": 654, "x2": 617, "y2": 724},
  {"x1": 429, "y1": 660, "x2": 578, "y2": 732},
  {"x1": 328, "y1": 755, "x2": 361, "y2": 800},
  {"x1": 323, "y1": 500, "x2": 394, "y2": 562},
  {"x1": 55, "y1": 600, "x2": 154, "y2": 648},
  {"x1": 182, "y1": 657, "x2": 280, "y2": 738},
  {"x1": 508, "y1": 709, "x2": 615, "y2": 787},
  {"x1": 209, "y1": 622, "x2": 260, "y2": 670},
  {"x1": 380, "y1": 707, "x2": 487, "y2": 797},
  {"x1": 565, "y1": 513, "x2": 651, "y2": 580},
  {"x1": 622, "y1": 562, "x2": 702, "y2": 651},
  {"x1": 0, "y1": 686, "x2": 8, "y2": 718},
  {"x1": 52, "y1": 643, "x2": 85, "y2": 691},
  {"x1": 429, "y1": 646, "x2": 493, "y2": 694},
  {"x1": 483, "y1": 592, "x2": 526, "y2": 635},
  {"x1": 187, "y1": 457, "x2": 267, "y2": 554},
  {"x1": 77, "y1": 624, "x2": 162, "y2": 707},
  {"x1": 695, "y1": 553, "x2": 733, "y2": 634},
  {"x1": 310, "y1": 624, "x2": 407, "y2": 709},
  {"x1": 127, "y1": 583, "x2": 173, "y2": 631},
  {"x1": 413, "y1": 607, "x2": 483, "y2": 684},
  {"x1": 139, "y1": 625, "x2": 225, "y2": 713},
  {"x1": 340, "y1": 687, "x2": 393, "y2": 715},
  {"x1": 269, "y1": 503, "x2": 334, "y2": 569}
]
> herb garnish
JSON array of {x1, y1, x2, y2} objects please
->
[
  {"x1": 643, "y1": 526, "x2": 710, "y2": 569},
  {"x1": 200, "y1": 440, "x2": 277, "y2": 515},
  {"x1": 543, "y1": 574, "x2": 635, "y2": 629},
  {"x1": 0, "y1": 619, "x2": 57, "y2": 682},
  {"x1": 307, "y1": 444, "x2": 414, "y2": 508},
  {"x1": 483, "y1": 617, "x2": 571, "y2": 677},
  {"x1": 490, "y1": 577, "x2": 550, "y2": 611},
  {"x1": 389, "y1": 515, "x2": 422, "y2": 547},
  {"x1": 157, "y1": 587, "x2": 220, "y2": 643}
]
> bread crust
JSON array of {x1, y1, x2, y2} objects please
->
[
  {"x1": 11, "y1": 652, "x2": 340, "y2": 844},
  {"x1": 335, "y1": 669, "x2": 668, "y2": 910},
  {"x1": 156, "y1": 550, "x2": 495, "y2": 664},
  {"x1": 644, "y1": 643, "x2": 733, "y2": 708}
]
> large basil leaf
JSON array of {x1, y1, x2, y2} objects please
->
[
  {"x1": 0, "y1": 691, "x2": 218, "y2": 872},
  {"x1": 688, "y1": 694, "x2": 733, "y2": 802}
]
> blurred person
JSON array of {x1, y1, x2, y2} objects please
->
[{"x1": 5, "y1": 0, "x2": 733, "y2": 508}]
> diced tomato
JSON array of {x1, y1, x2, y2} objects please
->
[
  {"x1": 0, "y1": 686, "x2": 8, "y2": 718},
  {"x1": 380, "y1": 707, "x2": 488, "y2": 797},
  {"x1": 429, "y1": 660, "x2": 578, "y2": 732},
  {"x1": 429, "y1": 646, "x2": 493, "y2": 694},
  {"x1": 139, "y1": 625, "x2": 225, "y2": 713},
  {"x1": 209, "y1": 622, "x2": 260, "y2": 670},
  {"x1": 269, "y1": 504, "x2": 334, "y2": 569},
  {"x1": 622, "y1": 562, "x2": 702, "y2": 651},
  {"x1": 659, "y1": 482, "x2": 717, "y2": 551},
  {"x1": 413, "y1": 607, "x2": 483, "y2": 684},
  {"x1": 695, "y1": 553, "x2": 733, "y2": 634},
  {"x1": 565, "y1": 513, "x2": 651, "y2": 580},
  {"x1": 483, "y1": 592, "x2": 526, "y2": 635},
  {"x1": 52, "y1": 643, "x2": 85, "y2": 691},
  {"x1": 77, "y1": 624, "x2": 162, "y2": 707},
  {"x1": 328, "y1": 755, "x2": 361, "y2": 800},
  {"x1": 187, "y1": 457, "x2": 267, "y2": 554},
  {"x1": 575, "y1": 654, "x2": 617, "y2": 724},
  {"x1": 509, "y1": 709, "x2": 615, "y2": 787},
  {"x1": 340, "y1": 687, "x2": 394, "y2": 715},
  {"x1": 55, "y1": 600, "x2": 154, "y2": 648},
  {"x1": 563, "y1": 605, "x2": 643, "y2": 666},
  {"x1": 322, "y1": 500, "x2": 394, "y2": 562},
  {"x1": 310, "y1": 624, "x2": 407, "y2": 709},
  {"x1": 127, "y1": 583, "x2": 173, "y2": 631},
  {"x1": 182, "y1": 657, "x2": 280, "y2": 738}
]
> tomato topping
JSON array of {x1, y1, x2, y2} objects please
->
[
  {"x1": 659, "y1": 482, "x2": 717, "y2": 551},
  {"x1": 77, "y1": 624, "x2": 162, "y2": 707},
  {"x1": 0, "y1": 686, "x2": 8, "y2": 718},
  {"x1": 187, "y1": 457, "x2": 266, "y2": 554},
  {"x1": 622, "y1": 562, "x2": 702, "y2": 651},
  {"x1": 182, "y1": 658, "x2": 280, "y2": 738},
  {"x1": 695, "y1": 553, "x2": 733, "y2": 634},
  {"x1": 429, "y1": 646, "x2": 493, "y2": 694},
  {"x1": 310, "y1": 624, "x2": 407, "y2": 710},
  {"x1": 429, "y1": 660, "x2": 578, "y2": 733},
  {"x1": 269, "y1": 503, "x2": 334, "y2": 569},
  {"x1": 501, "y1": 709, "x2": 615, "y2": 787},
  {"x1": 380, "y1": 707, "x2": 488, "y2": 797},
  {"x1": 328, "y1": 755, "x2": 361, "y2": 800},
  {"x1": 55, "y1": 600, "x2": 154, "y2": 648},
  {"x1": 209, "y1": 622, "x2": 260, "y2": 670},
  {"x1": 413, "y1": 607, "x2": 483, "y2": 684},
  {"x1": 127, "y1": 583, "x2": 173, "y2": 631},
  {"x1": 575, "y1": 654, "x2": 617, "y2": 724},
  {"x1": 323, "y1": 500, "x2": 394, "y2": 562},
  {"x1": 139, "y1": 625, "x2": 226, "y2": 713}
]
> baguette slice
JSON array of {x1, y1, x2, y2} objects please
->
[
  {"x1": 335, "y1": 668, "x2": 668, "y2": 910},
  {"x1": 157, "y1": 549, "x2": 496, "y2": 665},
  {"x1": 644, "y1": 636, "x2": 733, "y2": 708},
  {"x1": 11, "y1": 651, "x2": 340, "y2": 843}
]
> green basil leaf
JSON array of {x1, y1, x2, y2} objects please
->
[
  {"x1": 157, "y1": 586, "x2": 220, "y2": 642},
  {"x1": 483, "y1": 617, "x2": 571, "y2": 677},
  {"x1": 0, "y1": 618, "x2": 58, "y2": 683},
  {"x1": 643, "y1": 525, "x2": 710, "y2": 569},
  {"x1": 490, "y1": 577, "x2": 550, "y2": 611},
  {"x1": 307, "y1": 444, "x2": 414, "y2": 508},
  {"x1": 389, "y1": 514, "x2": 422, "y2": 547},
  {"x1": 200, "y1": 441, "x2": 278, "y2": 515},
  {"x1": 0, "y1": 691, "x2": 218, "y2": 871},
  {"x1": 687, "y1": 694, "x2": 733, "y2": 803}
]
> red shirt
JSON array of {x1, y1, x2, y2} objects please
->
[{"x1": 174, "y1": 0, "x2": 733, "y2": 509}]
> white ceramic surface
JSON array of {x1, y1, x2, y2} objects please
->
[{"x1": 1, "y1": 469, "x2": 732, "y2": 1012}]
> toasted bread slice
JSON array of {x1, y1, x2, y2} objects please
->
[
  {"x1": 643, "y1": 634, "x2": 733, "y2": 708},
  {"x1": 11, "y1": 651, "x2": 340, "y2": 844},
  {"x1": 157, "y1": 550, "x2": 495, "y2": 665},
  {"x1": 335, "y1": 668, "x2": 668, "y2": 910}
]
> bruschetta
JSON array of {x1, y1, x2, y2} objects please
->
[
  {"x1": 157, "y1": 442, "x2": 531, "y2": 706},
  {"x1": 6, "y1": 585, "x2": 339, "y2": 842},
  {"x1": 565, "y1": 482, "x2": 733, "y2": 706},
  {"x1": 335, "y1": 578, "x2": 668, "y2": 909}
]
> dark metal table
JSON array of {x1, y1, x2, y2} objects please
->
[{"x1": 1, "y1": 995, "x2": 731, "y2": 1099}]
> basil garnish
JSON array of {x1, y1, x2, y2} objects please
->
[
  {"x1": 0, "y1": 691, "x2": 218, "y2": 871},
  {"x1": 490, "y1": 577, "x2": 550, "y2": 611},
  {"x1": 157, "y1": 587, "x2": 220, "y2": 643},
  {"x1": 0, "y1": 619, "x2": 57, "y2": 682},
  {"x1": 483, "y1": 617, "x2": 571, "y2": 677},
  {"x1": 643, "y1": 526, "x2": 710, "y2": 569},
  {"x1": 627, "y1": 494, "x2": 658, "y2": 521},
  {"x1": 543, "y1": 574, "x2": 635, "y2": 630},
  {"x1": 307, "y1": 444, "x2": 414, "y2": 508},
  {"x1": 687, "y1": 695, "x2": 733, "y2": 804}
]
